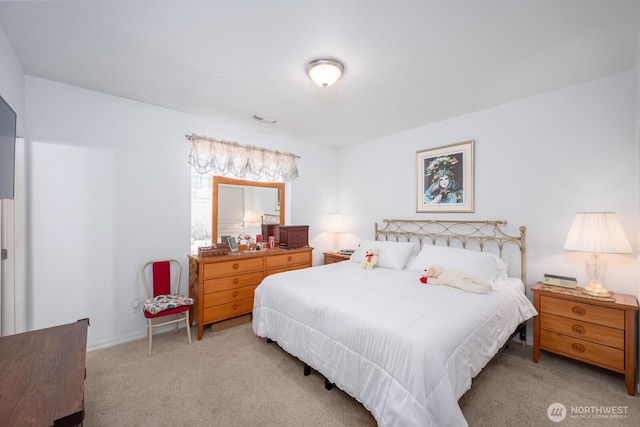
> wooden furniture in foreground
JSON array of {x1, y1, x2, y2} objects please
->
[
  {"x1": 0, "y1": 318, "x2": 90, "y2": 426},
  {"x1": 532, "y1": 282, "x2": 638, "y2": 395},
  {"x1": 189, "y1": 247, "x2": 313, "y2": 340},
  {"x1": 323, "y1": 252, "x2": 350, "y2": 265}
]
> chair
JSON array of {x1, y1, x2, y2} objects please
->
[{"x1": 141, "y1": 259, "x2": 192, "y2": 356}]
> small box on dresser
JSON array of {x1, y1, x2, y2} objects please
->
[
  {"x1": 532, "y1": 282, "x2": 638, "y2": 395},
  {"x1": 279, "y1": 225, "x2": 309, "y2": 248},
  {"x1": 261, "y1": 224, "x2": 280, "y2": 245}
]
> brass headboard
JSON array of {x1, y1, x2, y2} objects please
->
[{"x1": 374, "y1": 219, "x2": 527, "y2": 284}]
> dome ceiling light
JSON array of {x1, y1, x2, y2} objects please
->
[{"x1": 306, "y1": 58, "x2": 345, "y2": 88}]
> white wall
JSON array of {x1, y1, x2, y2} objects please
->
[
  {"x1": 338, "y1": 72, "x2": 639, "y2": 298},
  {"x1": 25, "y1": 76, "x2": 340, "y2": 348}
]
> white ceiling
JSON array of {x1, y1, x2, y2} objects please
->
[{"x1": 1, "y1": 0, "x2": 639, "y2": 147}]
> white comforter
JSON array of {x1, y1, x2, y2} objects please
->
[{"x1": 252, "y1": 261, "x2": 537, "y2": 427}]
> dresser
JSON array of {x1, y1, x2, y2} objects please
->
[
  {"x1": 532, "y1": 283, "x2": 638, "y2": 395},
  {"x1": 189, "y1": 247, "x2": 313, "y2": 340},
  {"x1": 0, "y1": 319, "x2": 89, "y2": 427}
]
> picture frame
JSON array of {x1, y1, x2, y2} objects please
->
[
  {"x1": 226, "y1": 236, "x2": 239, "y2": 252},
  {"x1": 416, "y1": 140, "x2": 474, "y2": 213}
]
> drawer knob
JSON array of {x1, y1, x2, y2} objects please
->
[
  {"x1": 572, "y1": 306, "x2": 585, "y2": 316},
  {"x1": 233, "y1": 278, "x2": 239, "y2": 284},
  {"x1": 233, "y1": 292, "x2": 239, "y2": 298},
  {"x1": 571, "y1": 343, "x2": 585, "y2": 353},
  {"x1": 287, "y1": 256, "x2": 293, "y2": 261},
  {"x1": 232, "y1": 263, "x2": 240, "y2": 269},
  {"x1": 572, "y1": 325, "x2": 585, "y2": 334},
  {"x1": 232, "y1": 304, "x2": 238, "y2": 311}
]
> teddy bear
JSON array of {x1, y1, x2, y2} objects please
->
[
  {"x1": 360, "y1": 247, "x2": 379, "y2": 269},
  {"x1": 420, "y1": 265, "x2": 491, "y2": 294}
]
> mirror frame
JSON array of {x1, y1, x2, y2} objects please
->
[{"x1": 212, "y1": 176, "x2": 285, "y2": 244}]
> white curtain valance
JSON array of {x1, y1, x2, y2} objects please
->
[{"x1": 187, "y1": 134, "x2": 299, "y2": 182}]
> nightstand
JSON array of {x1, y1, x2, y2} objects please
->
[
  {"x1": 532, "y1": 282, "x2": 638, "y2": 395},
  {"x1": 323, "y1": 252, "x2": 350, "y2": 265}
]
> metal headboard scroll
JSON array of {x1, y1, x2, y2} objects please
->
[{"x1": 374, "y1": 219, "x2": 527, "y2": 284}]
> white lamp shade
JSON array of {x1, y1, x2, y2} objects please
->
[
  {"x1": 307, "y1": 58, "x2": 344, "y2": 88},
  {"x1": 564, "y1": 212, "x2": 632, "y2": 254},
  {"x1": 327, "y1": 213, "x2": 346, "y2": 233},
  {"x1": 243, "y1": 210, "x2": 261, "y2": 227}
]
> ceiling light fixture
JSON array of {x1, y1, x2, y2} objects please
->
[{"x1": 306, "y1": 58, "x2": 344, "y2": 88}]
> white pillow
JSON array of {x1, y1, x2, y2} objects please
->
[
  {"x1": 350, "y1": 240, "x2": 419, "y2": 271},
  {"x1": 406, "y1": 244, "x2": 508, "y2": 282}
]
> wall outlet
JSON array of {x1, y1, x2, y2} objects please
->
[{"x1": 131, "y1": 298, "x2": 142, "y2": 313}]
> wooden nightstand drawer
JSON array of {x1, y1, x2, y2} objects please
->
[
  {"x1": 540, "y1": 314, "x2": 624, "y2": 349},
  {"x1": 540, "y1": 295, "x2": 624, "y2": 329},
  {"x1": 540, "y1": 330, "x2": 624, "y2": 371},
  {"x1": 323, "y1": 252, "x2": 350, "y2": 264},
  {"x1": 533, "y1": 283, "x2": 638, "y2": 395}
]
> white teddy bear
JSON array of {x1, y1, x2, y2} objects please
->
[
  {"x1": 360, "y1": 247, "x2": 379, "y2": 270},
  {"x1": 421, "y1": 265, "x2": 492, "y2": 294}
]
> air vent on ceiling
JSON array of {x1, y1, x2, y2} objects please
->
[{"x1": 253, "y1": 115, "x2": 277, "y2": 125}]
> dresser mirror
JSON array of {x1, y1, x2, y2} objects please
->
[{"x1": 212, "y1": 176, "x2": 285, "y2": 244}]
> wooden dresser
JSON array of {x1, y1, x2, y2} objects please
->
[
  {"x1": 0, "y1": 319, "x2": 89, "y2": 427},
  {"x1": 189, "y1": 247, "x2": 313, "y2": 340},
  {"x1": 532, "y1": 283, "x2": 638, "y2": 395}
]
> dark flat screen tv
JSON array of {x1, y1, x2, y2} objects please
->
[{"x1": 0, "y1": 94, "x2": 17, "y2": 199}]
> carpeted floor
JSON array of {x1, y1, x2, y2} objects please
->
[{"x1": 84, "y1": 322, "x2": 639, "y2": 426}]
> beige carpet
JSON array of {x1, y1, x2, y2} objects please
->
[{"x1": 84, "y1": 322, "x2": 639, "y2": 426}]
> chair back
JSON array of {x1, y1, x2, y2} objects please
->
[{"x1": 141, "y1": 259, "x2": 182, "y2": 298}]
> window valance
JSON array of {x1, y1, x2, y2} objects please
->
[{"x1": 187, "y1": 134, "x2": 299, "y2": 182}]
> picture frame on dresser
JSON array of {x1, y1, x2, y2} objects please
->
[
  {"x1": 416, "y1": 140, "x2": 474, "y2": 213},
  {"x1": 226, "y1": 236, "x2": 238, "y2": 252}
]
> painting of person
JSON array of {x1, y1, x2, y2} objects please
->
[{"x1": 423, "y1": 154, "x2": 464, "y2": 204}]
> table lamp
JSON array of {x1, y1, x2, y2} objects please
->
[
  {"x1": 327, "y1": 213, "x2": 346, "y2": 253},
  {"x1": 563, "y1": 212, "x2": 632, "y2": 296},
  {"x1": 243, "y1": 210, "x2": 260, "y2": 227}
]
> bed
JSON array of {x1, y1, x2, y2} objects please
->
[{"x1": 252, "y1": 219, "x2": 538, "y2": 427}]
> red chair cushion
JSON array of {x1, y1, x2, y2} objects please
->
[{"x1": 143, "y1": 304, "x2": 190, "y2": 319}]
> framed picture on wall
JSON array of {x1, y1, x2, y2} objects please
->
[{"x1": 416, "y1": 140, "x2": 474, "y2": 213}]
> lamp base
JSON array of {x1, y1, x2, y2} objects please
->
[{"x1": 582, "y1": 281, "x2": 613, "y2": 297}]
